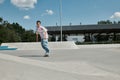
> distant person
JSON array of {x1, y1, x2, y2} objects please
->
[{"x1": 36, "y1": 20, "x2": 50, "y2": 57}]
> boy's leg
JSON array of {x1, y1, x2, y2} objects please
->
[
  {"x1": 41, "y1": 39, "x2": 49, "y2": 55},
  {"x1": 41, "y1": 39, "x2": 46, "y2": 50}
]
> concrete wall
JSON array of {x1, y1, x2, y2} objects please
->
[
  {"x1": 67, "y1": 35, "x2": 84, "y2": 42},
  {"x1": 1, "y1": 41, "x2": 78, "y2": 50},
  {"x1": 77, "y1": 44, "x2": 120, "y2": 49}
]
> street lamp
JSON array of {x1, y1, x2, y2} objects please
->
[{"x1": 59, "y1": 0, "x2": 62, "y2": 42}]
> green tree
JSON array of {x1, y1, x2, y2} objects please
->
[
  {"x1": 5, "y1": 29, "x2": 21, "y2": 42},
  {"x1": 22, "y1": 30, "x2": 36, "y2": 42},
  {"x1": 0, "y1": 17, "x2": 36, "y2": 43},
  {"x1": 98, "y1": 20, "x2": 112, "y2": 24},
  {"x1": 0, "y1": 25, "x2": 6, "y2": 43},
  {"x1": 118, "y1": 21, "x2": 120, "y2": 24},
  {"x1": 0, "y1": 17, "x2": 3, "y2": 24},
  {"x1": 113, "y1": 21, "x2": 117, "y2": 24}
]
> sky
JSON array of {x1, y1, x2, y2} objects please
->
[{"x1": 0, "y1": 0, "x2": 120, "y2": 30}]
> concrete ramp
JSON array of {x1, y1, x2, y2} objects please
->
[{"x1": 1, "y1": 41, "x2": 78, "y2": 50}]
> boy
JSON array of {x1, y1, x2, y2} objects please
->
[{"x1": 36, "y1": 20, "x2": 50, "y2": 57}]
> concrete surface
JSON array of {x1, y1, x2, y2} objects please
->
[{"x1": 0, "y1": 44, "x2": 120, "y2": 80}]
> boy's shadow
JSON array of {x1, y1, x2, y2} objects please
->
[{"x1": 19, "y1": 55, "x2": 43, "y2": 57}]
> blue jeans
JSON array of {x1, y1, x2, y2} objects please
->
[{"x1": 41, "y1": 39, "x2": 49, "y2": 54}]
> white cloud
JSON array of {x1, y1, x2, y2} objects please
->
[
  {"x1": 11, "y1": 0, "x2": 37, "y2": 10},
  {"x1": 110, "y1": 12, "x2": 120, "y2": 19},
  {"x1": 46, "y1": 10, "x2": 54, "y2": 15},
  {"x1": 23, "y1": 15, "x2": 30, "y2": 19},
  {"x1": 41, "y1": 10, "x2": 54, "y2": 16},
  {"x1": 0, "y1": 0, "x2": 4, "y2": 4}
]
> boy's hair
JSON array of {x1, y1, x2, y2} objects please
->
[{"x1": 36, "y1": 20, "x2": 41, "y2": 24}]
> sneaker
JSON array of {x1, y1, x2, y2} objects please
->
[{"x1": 43, "y1": 54, "x2": 49, "y2": 57}]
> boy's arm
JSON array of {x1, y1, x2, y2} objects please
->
[
  {"x1": 44, "y1": 31, "x2": 47, "y2": 39},
  {"x1": 36, "y1": 33, "x2": 38, "y2": 42},
  {"x1": 43, "y1": 27, "x2": 47, "y2": 39}
]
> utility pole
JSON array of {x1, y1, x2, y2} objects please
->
[{"x1": 59, "y1": 0, "x2": 62, "y2": 41}]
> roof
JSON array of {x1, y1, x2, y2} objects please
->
[{"x1": 46, "y1": 24, "x2": 120, "y2": 34}]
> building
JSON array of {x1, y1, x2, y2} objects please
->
[{"x1": 46, "y1": 24, "x2": 120, "y2": 42}]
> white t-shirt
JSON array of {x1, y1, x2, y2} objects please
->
[{"x1": 36, "y1": 26, "x2": 48, "y2": 39}]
